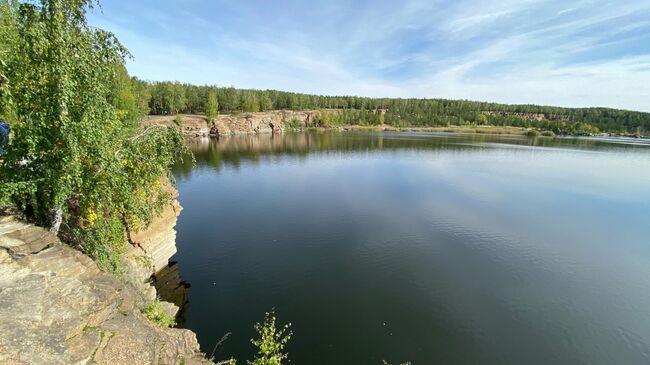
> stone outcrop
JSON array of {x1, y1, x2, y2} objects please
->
[
  {"x1": 210, "y1": 110, "x2": 319, "y2": 136},
  {"x1": 0, "y1": 213, "x2": 205, "y2": 364},
  {"x1": 128, "y1": 188, "x2": 182, "y2": 274},
  {"x1": 144, "y1": 115, "x2": 210, "y2": 137},
  {"x1": 120, "y1": 184, "x2": 185, "y2": 314},
  {"x1": 481, "y1": 110, "x2": 548, "y2": 121},
  {"x1": 145, "y1": 109, "x2": 341, "y2": 137}
]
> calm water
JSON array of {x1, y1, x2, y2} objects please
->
[{"x1": 171, "y1": 132, "x2": 650, "y2": 365}]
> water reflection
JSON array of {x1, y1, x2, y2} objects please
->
[
  {"x1": 176, "y1": 132, "x2": 648, "y2": 175},
  {"x1": 171, "y1": 131, "x2": 650, "y2": 365},
  {"x1": 153, "y1": 261, "x2": 191, "y2": 326}
]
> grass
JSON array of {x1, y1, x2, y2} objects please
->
[
  {"x1": 83, "y1": 324, "x2": 97, "y2": 332},
  {"x1": 143, "y1": 300, "x2": 176, "y2": 327},
  {"x1": 132, "y1": 255, "x2": 153, "y2": 270}
]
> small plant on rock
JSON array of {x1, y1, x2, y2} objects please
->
[
  {"x1": 143, "y1": 300, "x2": 176, "y2": 327},
  {"x1": 248, "y1": 311, "x2": 292, "y2": 365},
  {"x1": 287, "y1": 118, "x2": 302, "y2": 129}
]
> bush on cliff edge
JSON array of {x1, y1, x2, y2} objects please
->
[{"x1": 0, "y1": 0, "x2": 191, "y2": 273}]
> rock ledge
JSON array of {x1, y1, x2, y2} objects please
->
[{"x1": 0, "y1": 215, "x2": 206, "y2": 365}]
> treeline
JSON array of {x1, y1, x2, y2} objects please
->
[{"x1": 131, "y1": 80, "x2": 650, "y2": 134}]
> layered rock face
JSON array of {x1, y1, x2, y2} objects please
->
[
  {"x1": 128, "y1": 193, "x2": 182, "y2": 274},
  {"x1": 144, "y1": 115, "x2": 210, "y2": 137},
  {"x1": 115, "y1": 185, "x2": 186, "y2": 315},
  {"x1": 0, "y1": 215, "x2": 205, "y2": 365},
  {"x1": 210, "y1": 110, "x2": 318, "y2": 136},
  {"x1": 145, "y1": 109, "x2": 340, "y2": 137}
]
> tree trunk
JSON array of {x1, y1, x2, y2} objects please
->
[{"x1": 50, "y1": 207, "x2": 63, "y2": 235}]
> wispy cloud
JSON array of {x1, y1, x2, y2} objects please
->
[
  {"x1": 88, "y1": 0, "x2": 650, "y2": 111},
  {"x1": 444, "y1": 10, "x2": 515, "y2": 34},
  {"x1": 557, "y1": 7, "x2": 575, "y2": 15}
]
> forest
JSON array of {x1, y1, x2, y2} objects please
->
[{"x1": 128, "y1": 80, "x2": 650, "y2": 135}]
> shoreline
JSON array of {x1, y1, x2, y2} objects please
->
[
  {"x1": 289, "y1": 125, "x2": 650, "y2": 139},
  {"x1": 320, "y1": 124, "x2": 532, "y2": 135},
  {"x1": 147, "y1": 113, "x2": 649, "y2": 139}
]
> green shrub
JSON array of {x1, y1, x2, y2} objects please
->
[
  {"x1": 0, "y1": 0, "x2": 192, "y2": 276},
  {"x1": 286, "y1": 118, "x2": 303, "y2": 129},
  {"x1": 541, "y1": 130, "x2": 556, "y2": 137},
  {"x1": 143, "y1": 300, "x2": 176, "y2": 327},
  {"x1": 526, "y1": 129, "x2": 541, "y2": 137},
  {"x1": 248, "y1": 311, "x2": 291, "y2": 365}
]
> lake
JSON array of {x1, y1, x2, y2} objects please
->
[{"x1": 170, "y1": 131, "x2": 650, "y2": 365}]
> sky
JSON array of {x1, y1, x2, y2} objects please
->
[{"x1": 87, "y1": 0, "x2": 650, "y2": 112}]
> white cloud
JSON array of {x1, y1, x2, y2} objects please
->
[
  {"x1": 407, "y1": 56, "x2": 650, "y2": 111},
  {"x1": 87, "y1": 0, "x2": 650, "y2": 112}
]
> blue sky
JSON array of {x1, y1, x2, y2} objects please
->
[{"x1": 88, "y1": 0, "x2": 650, "y2": 111}]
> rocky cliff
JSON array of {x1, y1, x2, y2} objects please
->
[
  {"x1": 0, "y1": 205, "x2": 204, "y2": 364},
  {"x1": 210, "y1": 110, "x2": 318, "y2": 136},
  {"x1": 127, "y1": 186, "x2": 182, "y2": 273},
  {"x1": 145, "y1": 109, "x2": 340, "y2": 137},
  {"x1": 144, "y1": 115, "x2": 211, "y2": 137}
]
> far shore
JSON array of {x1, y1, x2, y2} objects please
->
[
  {"x1": 333, "y1": 124, "x2": 531, "y2": 135},
  {"x1": 291, "y1": 125, "x2": 649, "y2": 139},
  {"x1": 147, "y1": 113, "x2": 649, "y2": 139}
]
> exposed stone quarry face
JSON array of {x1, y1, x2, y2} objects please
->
[
  {"x1": 0, "y1": 215, "x2": 205, "y2": 365},
  {"x1": 122, "y1": 184, "x2": 185, "y2": 308},
  {"x1": 210, "y1": 111, "x2": 315, "y2": 136},
  {"x1": 128, "y1": 195, "x2": 182, "y2": 274},
  {"x1": 145, "y1": 110, "x2": 337, "y2": 137},
  {"x1": 143, "y1": 115, "x2": 211, "y2": 137}
]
